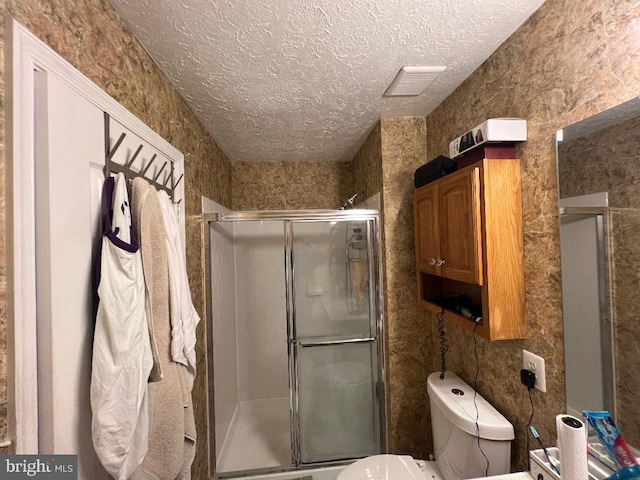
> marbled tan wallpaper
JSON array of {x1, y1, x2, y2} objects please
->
[
  {"x1": 352, "y1": 122, "x2": 383, "y2": 202},
  {"x1": 232, "y1": 160, "x2": 353, "y2": 211},
  {"x1": 351, "y1": 117, "x2": 435, "y2": 457},
  {"x1": 379, "y1": 118, "x2": 434, "y2": 458},
  {"x1": 425, "y1": 0, "x2": 640, "y2": 470}
]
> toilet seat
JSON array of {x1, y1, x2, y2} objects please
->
[
  {"x1": 418, "y1": 460, "x2": 444, "y2": 480},
  {"x1": 337, "y1": 454, "x2": 443, "y2": 480}
]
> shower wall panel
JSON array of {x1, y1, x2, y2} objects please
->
[
  {"x1": 210, "y1": 221, "x2": 239, "y2": 457},
  {"x1": 234, "y1": 222, "x2": 289, "y2": 401}
]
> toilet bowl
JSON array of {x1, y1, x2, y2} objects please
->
[
  {"x1": 337, "y1": 454, "x2": 442, "y2": 480},
  {"x1": 337, "y1": 372, "x2": 515, "y2": 480},
  {"x1": 337, "y1": 454, "x2": 445, "y2": 480}
]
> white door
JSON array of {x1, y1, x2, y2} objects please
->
[
  {"x1": 34, "y1": 69, "x2": 110, "y2": 480},
  {"x1": 10, "y1": 21, "x2": 185, "y2": 474}
]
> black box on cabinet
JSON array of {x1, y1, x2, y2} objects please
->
[{"x1": 414, "y1": 156, "x2": 457, "y2": 188}]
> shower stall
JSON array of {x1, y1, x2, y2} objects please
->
[{"x1": 204, "y1": 209, "x2": 386, "y2": 479}]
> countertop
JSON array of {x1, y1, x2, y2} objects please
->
[{"x1": 475, "y1": 472, "x2": 534, "y2": 480}]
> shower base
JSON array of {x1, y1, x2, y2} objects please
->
[
  {"x1": 217, "y1": 397, "x2": 348, "y2": 480},
  {"x1": 234, "y1": 465, "x2": 345, "y2": 480},
  {"x1": 218, "y1": 397, "x2": 292, "y2": 473}
]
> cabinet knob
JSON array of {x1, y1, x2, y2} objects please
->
[
  {"x1": 436, "y1": 259, "x2": 446, "y2": 266},
  {"x1": 428, "y1": 258, "x2": 436, "y2": 265}
]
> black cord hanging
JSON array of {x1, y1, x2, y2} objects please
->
[
  {"x1": 437, "y1": 307, "x2": 448, "y2": 380},
  {"x1": 472, "y1": 322, "x2": 490, "y2": 476}
]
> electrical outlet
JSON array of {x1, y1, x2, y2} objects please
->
[{"x1": 523, "y1": 350, "x2": 546, "y2": 392}]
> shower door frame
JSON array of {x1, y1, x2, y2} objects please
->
[{"x1": 203, "y1": 209, "x2": 387, "y2": 479}]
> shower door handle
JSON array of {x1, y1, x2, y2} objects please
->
[{"x1": 296, "y1": 337, "x2": 376, "y2": 348}]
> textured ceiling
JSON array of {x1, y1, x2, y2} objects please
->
[{"x1": 109, "y1": 0, "x2": 545, "y2": 162}]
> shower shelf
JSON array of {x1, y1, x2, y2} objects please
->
[{"x1": 413, "y1": 157, "x2": 525, "y2": 341}]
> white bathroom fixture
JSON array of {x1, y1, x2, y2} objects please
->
[
  {"x1": 338, "y1": 371, "x2": 514, "y2": 480},
  {"x1": 336, "y1": 454, "x2": 428, "y2": 480}
]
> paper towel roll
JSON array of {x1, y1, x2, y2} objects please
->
[{"x1": 556, "y1": 414, "x2": 588, "y2": 480}]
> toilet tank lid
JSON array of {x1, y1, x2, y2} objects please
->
[{"x1": 427, "y1": 372, "x2": 515, "y2": 441}]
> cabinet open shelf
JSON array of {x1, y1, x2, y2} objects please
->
[
  {"x1": 417, "y1": 272, "x2": 487, "y2": 336},
  {"x1": 414, "y1": 158, "x2": 526, "y2": 341}
]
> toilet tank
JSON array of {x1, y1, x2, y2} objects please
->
[{"x1": 427, "y1": 372, "x2": 514, "y2": 479}]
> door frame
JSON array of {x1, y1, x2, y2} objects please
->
[
  {"x1": 6, "y1": 19, "x2": 184, "y2": 453},
  {"x1": 286, "y1": 217, "x2": 380, "y2": 465}
]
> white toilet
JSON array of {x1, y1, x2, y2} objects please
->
[{"x1": 338, "y1": 372, "x2": 515, "y2": 480}]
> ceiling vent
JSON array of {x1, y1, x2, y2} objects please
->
[{"x1": 384, "y1": 66, "x2": 447, "y2": 97}]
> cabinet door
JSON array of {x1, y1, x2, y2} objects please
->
[
  {"x1": 414, "y1": 185, "x2": 441, "y2": 274},
  {"x1": 438, "y1": 168, "x2": 483, "y2": 285}
]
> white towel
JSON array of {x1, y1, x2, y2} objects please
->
[
  {"x1": 130, "y1": 178, "x2": 196, "y2": 480},
  {"x1": 158, "y1": 191, "x2": 201, "y2": 390},
  {"x1": 91, "y1": 173, "x2": 152, "y2": 480}
]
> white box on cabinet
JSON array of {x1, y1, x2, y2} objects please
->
[{"x1": 449, "y1": 118, "x2": 527, "y2": 158}]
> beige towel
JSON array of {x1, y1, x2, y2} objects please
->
[{"x1": 130, "y1": 178, "x2": 196, "y2": 480}]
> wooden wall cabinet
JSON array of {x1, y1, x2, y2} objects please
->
[{"x1": 414, "y1": 158, "x2": 525, "y2": 340}]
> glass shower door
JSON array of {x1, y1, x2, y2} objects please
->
[{"x1": 288, "y1": 219, "x2": 382, "y2": 464}]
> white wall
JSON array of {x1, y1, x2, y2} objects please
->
[
  {"x1": 235, "y1": 221, "x2": 289, "y2": 401},
  {"x1": 204, "y1": 198, "x2": 239, "y2": 458}
]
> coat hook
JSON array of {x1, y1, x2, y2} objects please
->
[
  {"x1": 162, "y1": 171, "x2": 173, "y2": 188},
  {"x1": 153, "y1": 161, "x2": 168, "y2": 182},
  {"x1": 104, "y1": 111, "x2": 111, "y2": 159},
  {"x1": 106, "y1": 132, "x2": 127, "y2": 162},
  {"x1": 173, "y1": 173, "x2": 184, "y2": 191},
  {"x1": 124, "y1": 144, "x2": 143, "y2": 169},
  {"x1": 139, "y1": 154, "x2": 157, "y2": 177}
]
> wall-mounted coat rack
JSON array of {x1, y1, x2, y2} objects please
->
[{"x1": 104, "y1": 112, "x2": 183, "y2": 202}]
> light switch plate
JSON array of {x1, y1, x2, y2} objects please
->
[{"x1": 523, "y1": 350, "x2": 546, "y2": 392}]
